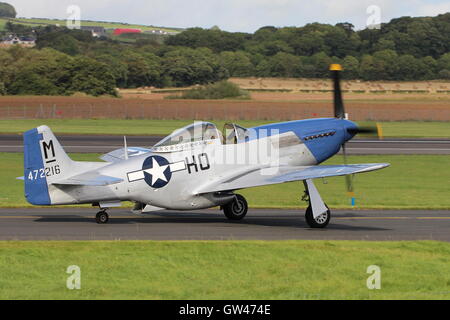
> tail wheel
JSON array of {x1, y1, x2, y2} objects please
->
[
  {"x1": 223, "y1": 194, "x2": 248, "y2": 220},
  {"x1": 305, "y1": 205, "x2": 331, "y2": 228},
  {"x1": 95, "y1": 211, "x2": 109, "y2": 224}
]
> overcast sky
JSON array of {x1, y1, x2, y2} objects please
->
[{"x1": 6, "y1": 0, "x2": 450, "y2": 32}]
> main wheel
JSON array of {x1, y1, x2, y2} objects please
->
[
  {"x1": 305, "y1": 205, "x2": 330, "y2": 228},
  {"x1": 223, "y1": 194, "x2": 248, "y2": 220},
  {"x1": 95, "y1": 211, "x2": 109, "y2": 224}
]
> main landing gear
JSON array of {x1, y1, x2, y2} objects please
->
[
  {"x1": 305, "y1": 204, "x2": 331, "y2": 228},
  {"x1": 302, "y1": 179, "x2": 331, "y2": 228},
  {"x1": 95, "y1": 210, "x2": 109, "y2": 224},
  {"x1": 222, "y1": 194, "x2": 248, "y2": 220}
]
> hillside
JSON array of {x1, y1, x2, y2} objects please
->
[
  {"x1": 0, "y1": 12, "x2": 449, "y2": 97},
  {"x1": 0, "y1": 17, "x2": 182, "y2": 33}
]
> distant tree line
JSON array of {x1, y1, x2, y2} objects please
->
[
  {"x1": 0, "y1": 45, "x2": 117, "y2": 96},
  {"x1": 165, "y1": 14, "x2": 450, "y2": 81},
  {"x1": 0, "y1": 13, "x2": 449, "y2": 96}
]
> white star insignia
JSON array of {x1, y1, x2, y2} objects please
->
[
  {"x1": 127, "y1": 158, "x2": 187, "y2": 186},
  {"x1": 144, "y1": 158, "x2": 169, "y2": 185}
]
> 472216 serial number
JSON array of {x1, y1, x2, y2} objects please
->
[{"x1": 27, "y1": 165, "x2": 61, "y2": 181}]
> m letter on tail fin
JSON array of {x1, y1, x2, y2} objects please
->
[{"x1": 42, "y1": 140, "x2": 56, "y2": 163}]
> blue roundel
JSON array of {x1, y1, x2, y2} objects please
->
[{"x1": 142, "y1": 156, "x2": 172, "y2": 188}]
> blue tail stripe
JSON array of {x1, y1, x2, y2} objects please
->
[{"x1": 24, "y1": 128, "x2": 51, "y2": 205}]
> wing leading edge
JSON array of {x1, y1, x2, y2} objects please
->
[{"x1": 195, "y1": 163, "x2": 390, "y2": 194}]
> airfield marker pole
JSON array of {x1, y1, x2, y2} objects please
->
[
  {"x1": 348, "y1": 191, "x2": 356, "y2": 207},
  {"x1": 376, "y1": 123, "x2": 383, "y2": 140}
]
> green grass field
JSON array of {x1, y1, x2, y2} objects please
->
[
  {"x1": 0, "y1": 119, "x2": 449, "y2": 137},
  {"x1": 0, "y1": 241, "x2": 449, "y2": 300},
  {"x1": 2, "y1": 153, "x2": 449, "y2": 209},
  {"x1": 0, "y1": 18, "x2": 6, "y2": 31}
]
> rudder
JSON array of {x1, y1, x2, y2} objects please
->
[{"x1": 23, "y1": 125, "x2": 73, "y2": 205}]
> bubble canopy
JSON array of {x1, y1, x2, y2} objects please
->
[{"x1": 153, "y1": 122, "x2": 221, "y2": 150}]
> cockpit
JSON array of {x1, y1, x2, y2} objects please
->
[
  {"x1": 223, "y1": 123, "x2": 248, "y2": 144},
  {"x1": 152, "y1": 122, "x2": 248, "y2": 152}
]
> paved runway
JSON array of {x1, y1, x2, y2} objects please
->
[
  {"x1": 1, "y1": 208, "x2": 449, "y2": 241},
  {"x1": 1, "y1": 134, "x2": 449, "y2": 154}
]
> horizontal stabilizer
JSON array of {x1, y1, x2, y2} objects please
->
[
  {"x1": 143, "y1": 205, "x2": 165, "y2": 213},
  {"x1": 100, "y1": 147, "x2": 151, "y2": 163},
  {"x1": 52, "y1": 173, "x2": 123, "y2": 186}
]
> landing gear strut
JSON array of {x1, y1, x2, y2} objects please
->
[
  {"x1": 223, "y1": 194, "x2": 248, "y2": 220},
  {"x1": 95, "y1": 210, "x2": 109, "y2": 224},
  {"x1": 302, "y1": 180, "x2": 331, "y2": 228}
]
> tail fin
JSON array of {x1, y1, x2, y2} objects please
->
[{"x1": 23, "y1": 125, "x2": 74, "y2": 205}]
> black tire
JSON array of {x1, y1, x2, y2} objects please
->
[
  {"x1": 223, "y1": 194, "x2": 248, "y2": 220},
  {"x1": 95, "y1": 211, "x2": 109, "y2": 224},
  {"x1": 305, "y1": 205, "x2": 330, "y2": 228}
]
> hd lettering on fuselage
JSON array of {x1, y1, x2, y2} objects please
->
[{"x1": 186, "y1": 153, "x2": 210, "y2": 174}]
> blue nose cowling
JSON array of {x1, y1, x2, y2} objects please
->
[{"x1": 343, "y1": 120, "x2": 358, "y2": 142}]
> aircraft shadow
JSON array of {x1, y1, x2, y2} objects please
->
[{"x1": 34, "y1": 211, "x2": 390, "y2": 232}]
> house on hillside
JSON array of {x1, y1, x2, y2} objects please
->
[
  {"x1": 80, "y1": 26, "x2": 106, "y2": 38},
  {"x1": 0, "y1": 34, "x2": 36, "y2": 47},
  {"x1": 144, "y1": 29, "x2": 169, "y2": 35}
]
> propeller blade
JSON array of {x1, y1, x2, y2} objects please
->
[
  {"x1": 342, "y1": 143, "x2": 348, "y2": 165},
  {"x1": 345, "y1": 175, "x2": 354, "y2": 193},
  {"x1": 342, "y1": 143, "x2": 354, "y2": 193},
  {"x1": 347, "y1": 126, "x2": 378, "y2": 136},
  {"x1": 330, "y1": 64, "x2": 345, "y2": 119}
]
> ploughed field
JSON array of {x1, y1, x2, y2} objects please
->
[{"x1": 0, "y1": 94, "x2": 449, "y2": 121}]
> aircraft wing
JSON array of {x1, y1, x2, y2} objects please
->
[
  {"x1": 100, "y1": 147, "x2": 151, "y2": 163},
  {"x1": 51, "y1": 173, "x2": 123, "y2": 186},
  {"x1": 195, "y1": 163, "x2": 389, "y2": 194}
]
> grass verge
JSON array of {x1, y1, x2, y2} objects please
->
[
  {"x1": 0, "y1": 119, "x2": 449, "y2": 137},
  {"x1": 3, "y1": 153, "x2": 450, "y2": 209},
  {"x1": 0, "y1": 240, "x2": 449, "y2": 300}
]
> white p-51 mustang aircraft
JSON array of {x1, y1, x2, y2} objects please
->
[{"x1": 22, "y1": 65, "x2": 389, "y2": 228}]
